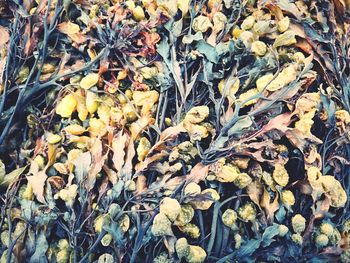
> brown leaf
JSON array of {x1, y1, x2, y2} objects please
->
[
  {"x1": 134, "y1": 152, "x2": 168, "y2": 177},
  {"x1": 261, "y1": 112, "x2": 293, "y2": 133},
  {"x1": 120, "y1": 136, "x2": 135, "y2": 180},
  {"x1": 246, "y1": 180, "x2": 264, "y2": 207},
  {"x1": 285, "y1": 128, "x2": 322, "y2": 152},
  {"x1": 314, "y1": 197, "x2": 331, "y2": 219},
  {"x1": 103, "y1": 165, "x2": 118, "y2": 185},
  {"x1": 88, "y1": 139, "x2": 108, "y2": 191},
  {"x1": 98, "y1": 176, "x2": 110, "y2": 201},
  {"x1": 262, "y1": 0, "x2": 302, "y2": 20},
  {"x1": 164, "y1": 236, "x2": 177, "y2": 256},
  {"x1": 130, "y1": 116, "x2": 154, "y2": 140},
  {"x1": 112, "y1": 131, "x2": 128, "y2": 172},
  {"x1": 47, "y1": 176, "x2": 65, "y2": 191},
  {"x1": 260, "y1": 189, "x2": 279, "y2": 224},
  {"x1": 57, "y1": 21, "x2": 87, "y2": 44},
  {"x1": 299, "y1": 180, "x2": 313, "y2": 195},
  {"x1": 0, "y1": 25, "x2": 9, "y2": 50},
  {"x1": 186, "y1": 163, "x2": 209, "y2": 184},
  {"x1": 135, "y1": 175, "x2": 147, "y2": 195},
  {"x1": 159, "y1": 123, "x2": 187, "y2": 142},
  {"x1": 164, "y1": 176, "x2": 185, "y2": 191}
]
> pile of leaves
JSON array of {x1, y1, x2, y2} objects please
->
[{"x1": 1, "y1": 0, "x2": 350, "y2": 262}]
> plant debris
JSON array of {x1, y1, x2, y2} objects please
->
[{"x1": 1, "y1": 0, "x2": 350, "y2": 262}]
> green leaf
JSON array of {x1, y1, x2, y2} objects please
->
[
  {"x1": 172, "y1": 18, "x2": 183, "y2": 37},
  {"x1": 261, "y1": 224, "x2": 280, "y2": 247},
  {"x1": 29, "y1": 231, "x2": 48, "y2": 263},
  {"x1": 104, "y1": 221, "x2": 127, "y2": 246},
  {"x1": 0, "y1": 159, "x2": 5, "y2": 181},
  {"x1": 196, "y1": 40, "x2": 219, "y2": 63},
  {"x1": 216, "y1": 42, "x2": 230, "y2": 56},
  {"x1": 20, "y1": 199, "x2": 37, "y2": 221},
  {"x1": 182, "y1": 32, "x2": 203, "y2": 44},
  {"x1": 275, "y1": 206, "x2": 286, "y2": 223},
  {"x1": 237, "y1": 239, "x2": 261, "y2": 258},
  {"x1": 0, "y1": 166, "x2": 26, "y2": 187},
  {"x1": 227, "y1": 116, "x2": 253, "y2": 137},
  {"x1": 157, "y1": 37, "x2": 170, "y2": 62}
]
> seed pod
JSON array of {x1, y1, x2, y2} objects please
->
[
  {"x1": 184, "y1": 182, "x2": 201, "y2": 196},
  {"x1": 278, "y1": 224, "x2": 289, "y2": 237},
  {"x1": 56, "y1": 94, "x2": 77, "y2": 118},
  {"x1": 292, "y1": 214, "x2": 306, "y2": 233},
  {"x1": 222, "y1": 209, "x2": 237, "y2": 228},
  {"x1": 178, "y1": 223, "x2": 200, "y2": 238},
  {"x1": 160, "y1": 197, "x2": 181, "y2": 222},
  {"x1": 47, "y1": 134, "x2": 62, "y2": 144},
  {"x1": 320, "y1": 222, "x2": 334, "y2": 236},
  {"x1": 241, "y1": 16, "x2": 255, "y2": 30},
  {"x1": 281, "y1": 190, "x2": 295, "y2": 207},
  {"x1": 213, "y1": 12, "x2": 227, "y2": 32},
  {"x1": 190, "y1": 189, "x2": 220, "y2": 210},
  {"x1": 238, "y1": 203, "x2": 256, "y2": 222},
  {"x1": 192, "y1": 15, "x2": 212, "y2": 33},
  {"x1": 64, "y1": 124, "x2": 85, "y2": 135},
  {"x1": 80, "y1": 73, "x2": 99, "y2": 90},
  {"x1": 315, "y1": 234, "x2": 329, "y2": 247},
  {"x1": 233, "y1": 172, "x2": 252, "y2": 189},
  {"x1": 175, "y1": 238, "x2": 190, "y2": 259},
  {"x1": 133, "y1": 6, "x2": 145, "y2": 21},
  {"x1": 278, "y1": 17, "x2": 290, "y2": 32},
  {"x1": 86, "y1": 91, "x2": 99, "y2": 114},
  {"x1": 186, "y1": 245, "x2": 207, "y2": 263},
  {"x1": 174, "y1": 204, "x2": 195, "y2": 226},
  {"x1": 239, "y1": 31, "x2": 254, "y2": 48},
  {"x1": 98, "y1": 254, "x2": 114, "y2": 263},
  {"x1": 251, "y1": 41, "x2": 267, "y2": 56},
  {"x1": 101, "y1": 233, "x2": 113, "y2": 246},
  {"x1": 253, "y1": 20, "x2": 275, "y2": 36},
  {"x1": 272, "y1": 164, "x2": 289, "y2": 187},
  {"x1": 291, "y1": 233, "x2": 303, "y2": 245},
  {"x1": 151, "y1": 213, "x2": 173, "y2": 236},
  {"x1": 137, "y1": 137, "x2": 151, "y2": 161}
]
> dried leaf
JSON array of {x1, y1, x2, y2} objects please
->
[
  {"x1": 260, "y1": 189, "x2": 279, "y2": 223},
  {"x1": 246, "y1": 180, "x2": 264, "y2": 207},
  {"x1": 26, "y1": 168, "x2": 47, "y2": 204},
  {"x1": 88, "y1": 139, "x2": 108, "y2": 191},
  {"x1": 0, "y1": 166, "x2": 26, "y2": 188},
  {"x1": 186, "y1": 163, "x2": 209, "y2": 184},
  {"x1": 0, "y1": 25, "x2": 9, "y2": 49},
  {"x1": 73, "y1": 152, "x2": 91, "y2": 184}
]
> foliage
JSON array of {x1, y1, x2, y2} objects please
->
[{"x1": 1, "y1": 0, "x2": 350, "y2": 262}]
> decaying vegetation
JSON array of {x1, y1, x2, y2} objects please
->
[{"x1": 1, "y1": 0, "x2": 350, "y2": 262}]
